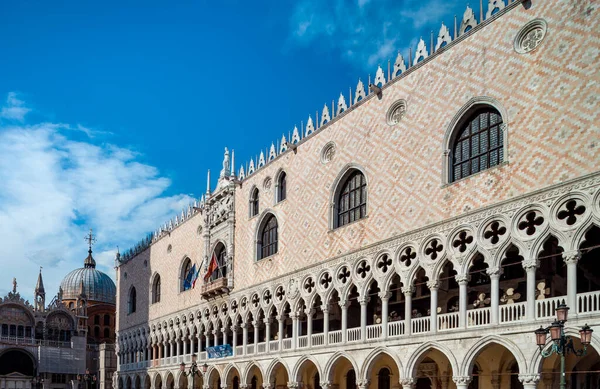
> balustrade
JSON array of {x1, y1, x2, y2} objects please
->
[
  {"x1": 387, "y1": 320, "x2": 405, "y2": 338},
  {"x1": 437, "y1": 312, "x2": 459, "y2": 331},
  {"x1": 282, "y1": 338, "x2": 292, "y2": 350},
  {"x1": 578, "y1": 290, "x2": 600, "y2": 314},
  {"x1": 366, "y1": 324, "x2": 382, "y2": 340},
  {"x1": 499, "y1": 302, "x2": 526, "y2": 323},
  {"x1": 269, "y1": 340, "x2": 279, "y2": 352},
  {"x1": 257, "y1": 342, "x2": 266, "y2": 353},
  {"x1": 298, "y1": 335, "x2": 308, "y2": 348},
  {"x1": 347, "y1": 327, "x2": 361, "y2": 343},
  {"x1": 411, "y1": 316, "x2": 430, "y2": 334},
  {"x1": 467, "y1": 307, "x2": 491, "y2": 328},
  {"x1": 329, "y1": 330, "x2": 342, "y2": 344},
  {"x1": 311, "y1": 333, "x2": 325, "y2": 346},
  {"x1": 536, "y1": 296, "x2": 563, "y2": 319},
  {"x1": 246, "y1": 344, "x2": 255, "y2": 354}
]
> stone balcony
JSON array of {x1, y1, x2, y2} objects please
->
[{"x1": 201, "y1": 277, "x2": 229, "y2": 299}]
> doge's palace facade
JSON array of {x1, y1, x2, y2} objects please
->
[{"x1": 115, "y1": 1, "x2": 600, "y2": 388}]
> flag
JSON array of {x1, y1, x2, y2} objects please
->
[
  {"x1": 204, "y1": 253, "x2": 219, "y2": 281},
  {"x1": 192, "y1": 265, "x2": 201, "y2": 288},
  {"x1": 183, "y1": 264, "x2": 196, "y2": 291}
]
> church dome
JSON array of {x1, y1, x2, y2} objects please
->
[{"x1": 60, "y1": 237, "x2": 116, "y2": 305}]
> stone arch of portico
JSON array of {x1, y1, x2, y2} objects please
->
[
  {"x1": 323, "y1": 351, "x2": 360, "y2": 382},
  {"x1": 292, "y1": 355, "x2": 323, "y2": 383},
  {"x1": 223, "y1": 364, "x2": 241, "y2": 387},
  {"x1": 144, "y1": 374, "x2": 151, "y2": 389},
  {"x1": 460, "y1": 335, "x2": 528, "y2": 377},
  {"x1": 459, "y1": 249, "x2": 493, "y2": 276},
  {"x1": 492, "y1": 239, "x2": 529, "y2": 270},
  {"x1": 243, "y1": 362, "x2": 265, "y2": 385},
  {"x1": 134, "y1": 374, "x2": 142, "y2": 389},
  {"x1": 164, "y1": 372, "x2": 175, "y2": 389},
  {"x1": 152, "y1": 372, "x2": 161, "y2": 389},
  {"x1": 529, "y1": 328, "x2": 600, "y2": 374},
  {"x1": 360, "y1": 347, "x2": 403, "y2": 381},
  {"x1": 405, "y1": 341, "x2": 459, "y2": 379},
  {"x1": 125, "y1": 376, "x2": 132, "y2": 389},
  {"x1": 175, "y1": 370, "x2": 187, "y2": 389},
  {"x1": 205, "y1": 366, "x2": 221, "y2": 388},
  {"x1": 265, "y1": 358, "x2": 291, "y2": 384}
]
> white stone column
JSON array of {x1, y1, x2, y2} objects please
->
[
  {"x1": 524, "y1": 260, "x2": 538, "y2": 320},
  {"x1": 518, "y1": 374, "x2": 540, "y2": 389},
  {"x1": 242, "y1": 323, "x2": 248, "y2": 354},
  {"x1": 564, "y1": 251, "x2": 581, "y2": 314},
  {"x1": 456, "y1": 274, "x2": 469, "y2": 329},
  {"x1": 253, "y1": 320, "x2": 259, "y2": 353},
  {"x1": 359, "y1": 296, "x2": 369, "y2": 341},
  {"x1": 402, "y1": 286, "x2": 414, "y2": 336},
  {"x1": 277, "y1": 315, "x2": 284, "y2": 350},
  {"x1": 177, "y1": 338, "x2": 182, "y2": 356},
  {"x1": 452, "y1": 376, "x2": 471, "y2": 389},
  {"x1": 379, "y1": 292, "x2": 390, "y2": 339},
  {"x1": 323, "y1": 307, "x2": 330, "y2": 345},
  {"x1": 222, "y1": 327, "x2": 228, "y2": 346},
  {"x1": 488, "y1": 267, "x2": 502, "y2": 325},
  {"x1": 213, "y1": 329, "x2": 218, "y2": 347},
  {"x1": 427, "y1": 281, "x2": 438, "y2": 334},
  {"x1": 340, "y1": 301, "x2": 349, "y2": 343},
  {"x1": 265, "y1": 318, "x2": 271, "y2": 347},
  {"x1": 305, "y1": 309, "x2": 314, "y2": 347},
  {"x1": 183, "y1": 338, "x2": 188, "y2": 355},
  {"x1": 232, "y1": 325, "x2": 238, "y2": 355},
  {"x1": 291, "y1": 313, "x2": 299, "y2": 349},
  {"x1": 205, "y1": 331, "x2": 210, "y2": 349}
]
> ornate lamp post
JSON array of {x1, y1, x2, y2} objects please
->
[
  {"x1": 180, "y1": 354, "x2": 208, "y2": 389},
  {"x1": 77, "y1": 369, "x2": 97, "y2": 389},
  {"x1": 534, "y1": 301, "x2": 593, "y2": 389},
  {"x1": 31, "y1": 375, "x2": 44, "y2": 389}
]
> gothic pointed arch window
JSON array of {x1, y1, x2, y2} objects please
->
[
  {"x1": 250, "y1": 188, "x2": 259, "y2": 217},
  {"x1": 181, "y1": 258, "x2": 194, "y2": 292},
  {"x1": 152, "y1": 274, "x2": 161, "y2": 303},
  {"x1": 334, "y1": 168, "x2": 367, "y2": 228},
  {"x1": 276, "y1": 172, "x2": 287, "y2": 202},
  {"x1": 128, "y1": 287, "x2": 136, "y2": 314},
  {"x1": 449, "y1": 105, "x2": 504, "y2": 182},
  {"x1": 257, "y1": 214, "x2": 278, "y2": 260},
  {"x1": 209, "y1": 242, "x2": 228, "y2": 282}
]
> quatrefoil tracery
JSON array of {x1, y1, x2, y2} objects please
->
[
  {"x1": 557, "y1": 200, "x2": 585, "y2": 226},
  {"x1": 304, "y1": 277, "x2": 316, "y2": 293},
  {"x1": 400, "y1": 247, "x2": 416, "y2": 267},
  {"x1": 230, "y1": 300, "x2": 238, "y2": 313},
  {"x1": 453, "y1": 231, "x2": 474, "y2": 253},
  {"x1": 518, "y1": 211, "x2": 544, "y2": 236},
  {"x1": 425, "y1": 239, "x2": 443, "y2": 260},
  {"x1": 275, "y1": 287, "x2": 285, "y2": 301},
  {"x1": 357, "y1": 260, "x2": 371, "y2": 279},
  {"x1": 320, "y1": 272, "x2": 333, "y2": 289},
  {"x1": 484, "y1": 221, "x2": 506, "y2": 244},
  {"x1": 377, "y1": 254, "x2": 392, "y2": 273},
  {"x1": 251, "y1": 294, "x2": 260, "y2": 307},
  {"x1": 338, "y1": 266, "x2": 351, "y2": 284},
  {"x1": 263, "y1": 291, "x2": 272, "y2": 304}
]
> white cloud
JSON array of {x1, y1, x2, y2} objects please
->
[
  {"x1": 0, "y1": 92, "x2": 31, "y2": 121},
  {"x1": 0, "y1": 93, "x2": 194, "y2": 302},
  {"x1": 288, "y1": 0, "x2": 461, "y2": 71}
]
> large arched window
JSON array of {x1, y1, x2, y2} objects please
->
[
  {"x1": 450, "y1": 106, "x2": 504, "y2": 182},
  {"x1": 181, "y1": 258, "x2": 193, "y2": 292},
  {"x1": 377, "y1": 368, "x2": 390, "y2": 389},
  {"x1": 210, "y1": 243, "x2": 228, "y2": 282},
  {"x1": 336, "y1": 170, "x2": 367, "y2": 228},
  {"x1": 128, "y1": 287, "x2": 136, "y2": 314},
  {"x1": 258, "y1": 214, "x2": 278, "y2": 260},
  {"x1": 277, "y1": 172, "x2": 287, "y2": 202},
  {"x1": 152, "y1": 274, "x2": 161, "y2": 303},
  {"x1": 250, "y1": 188, "x2": 259, "y2": 217}
]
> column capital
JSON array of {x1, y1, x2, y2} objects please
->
[
  {"x1": 212, "y1": 330, "x2": 218, "y2": 335},
  {"x1": 304, "y1": 308, "x2": 315, "y2": 317},
  {"x1": 290, "y1": 312, "x2": 300, "y2": 320},
  {"x1": 203, "y1": 385, "x2": 211, "y2": 389},
  {"x1": 358, "y1": 296, "x2": 370, "y2": 305},
  {"x1": 240, "y1": 323, "x2": 247, "y2": 329},
  {"x1": 240, "y1": 385, "x2": 249, "y2": 389},
  {"x1": 401, "y1": 286, "x2": 415, "y2": 295},
  {"x1": 522, "y1": 260, "x2": 539, "y2": 271},
  {"x1": 221, "y1": 386, "x2": 229, "y2": 389},
  {"x1": 452, "y1": 376, "x2": 471, "y2": 385},
  {"x1": 252, "y1": 320, "x2": 260, "y2": 328},
  {"x1": 518, "y1": 374, "x2": 540, "y2": 384},
  {"x1": 320, "y1": 381, "x2": 332, "y2": 389},
  {"x1": 321, "y1": 307, "x2": 330, "y2": 314},
  {"x1": 455, "y1": 274, "x2": 470, "y2": 284},
  {"x1": 221, "y1": 327, "x2": 227, "y2": 334},
  {"x1": 486, "y1": 266, "x2": 503, "y2": 278},
  {"x1": 204, "y1": 331, "x2": 210, "y2": 337},
  {"x1": 563, "y1": 250, "x2": 581, "y2": 264},
  {"x1": 357, "y1": 379, "x2": 370, "y2": 389},
  {"x1": 339, "y1": 300, "x2": 350, "y2": 309},
  {"x1": 262, "y1": 384, "x2": 272, "y2": 389},
  {"x1": 378, "y1": 292, "x2": 392, "y2": 300},
  {"x1": 277, "y1": 314, "x2": 287, "y2": 321},
  {"x1": 231, "y1": 324, "x2": 238, "y2": 332},
  {"x1": 399, "y1": 378, "x2": 414, "y2": 388},
  {"x1": 287, "y1": 382, "x2": 300, "y2": 389},
  {"x1": 426, "y1": 281, "x2": 439, "y2": 290}
]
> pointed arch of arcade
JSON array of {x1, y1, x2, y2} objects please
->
[
  {"x1": 134, "y1": 375, "x2": 141, "y2": 389},
  {"x1": 223, "y1": 364, "x2": 242, "y2": 388},
  {"x1": 164, "y1": 371, "x2": 175, "y2": 389},
  {"x1": 205, "y1": 365, "x2": 222, "y2": 389},
  {"x1": 404, "y1": 341, "x2": 460, "y2": 379},
  {"x1": 292, "y1": 355, "x2": 324, "y2": 383},
  {"x1": 152, "y1": 372, "x2": 162, "y2": 389},
  {"x1": 242, "y1": 362, "x2": 265, "y2": 385},
  {"x1": 265, "y1": 358, "x2": 291, "y2": 386},
  {"x1": 359, "y1": 347, "x2": 403, "y2": 382},
  {"x1": 460, "y1": 335, "x2": 528, "y2": 377},
  {"x1": 529, "y1": 327, "x2": 600, "y2": 374},
  {"x1": 323, "y1": 351, "x2": 360, "y2": 382}
]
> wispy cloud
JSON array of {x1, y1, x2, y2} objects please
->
[
  {"x1": 0, "y1": 93, "x2": 194, "y2": 301},
  {"x1": 0, "y1": 92, "x2": 31, "y2": 121},
  {"x1": 288, "y1": 0, "x2": 461, "y2": 70}
]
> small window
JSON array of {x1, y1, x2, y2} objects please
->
[
  {"x1": 104, "y1": 314, "x2": 110, "y2": 326},
  {"x1": 450, "y1": 107, "x2": 504, "y2": 182},
  {"x1": 94, "y1": 315, "x2": 100, "y2": 325},
  {"x1": 250, "y1": 188, "x2": 259, "y2": 217},
  {"x1": 277, "y1": 172, "x2": 287, "y2": 202},
  {"x1": 104, "y1": 328, "x2": 110, "y2": 339},
  {"x1": 336, "y1": 170, "x2": 367, "y2": 228},
  {"x1": 153, "y1": 274, "x2": 161, "y2": 303},
  {"x1": 128, "y1": 287, "x2": 137, "y2": 314},
  {"x1": 258, "y1": 214, "x2": 278, "y2": 260}
]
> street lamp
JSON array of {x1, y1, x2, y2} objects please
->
[
  {"x1": 31, "y1": 375, "x2": 43, "y2": 389},
  {"x1": 180, "y1": 354, "x2": 208, "y2": 389},
  {"x1": 77, "y1": 369, "x2": 97, "y2": 389},
  {"x1": 534, "y1": 300, "x2": 593, "y2": 389}
]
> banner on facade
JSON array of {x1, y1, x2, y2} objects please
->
[{"x1": 207, "y1": 344, "x2": 233, "y2": 359}]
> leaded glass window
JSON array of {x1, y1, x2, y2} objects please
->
[
  {"x1": 259, "y1": 215, "x2": 278, "y2": 260},
  {"x1": 250, "y1": 188, "x2": 259, "y2": 217},
  {"x1": 451, "y1": 108, "x2": 504, "y2": 182},
  {"x1": 153, "y1": 275, "x2": 161, "y2": 303},
  {"x1": 337, "y1": 170, "x2": 367, "y2": 228}
]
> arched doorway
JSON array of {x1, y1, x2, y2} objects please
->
[
  {"x1": 412, "y1": 348, "x2": 454, "y2": 389},
  {"x1": 363, "y1": 351, "x2": 401, "y2": 389},
  {"x1": 326, "y1": 355, "x2": 357, "y2": 389},
  {"x1": 295, "y1": 359, "x2": 320, "y2": 389},
  {"x1": 268, "y1": 361, "x2": 289, "y2": 389},
  {"x1": 0, "y1": 349, "x2": 36, "y2": 376},
  {"x1": 466, "y1": 342, "x2": 522, "y2": 389}
]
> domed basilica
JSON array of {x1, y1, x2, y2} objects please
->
[{"x1": 0, "y1": 230, "x2": 117, "y2": 389}]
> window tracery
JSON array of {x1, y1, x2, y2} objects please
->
[
  {"x1": 258, "y1": 214, "x2": 278, "y2": 260},
  {"x1": 336, "y1": 170, "x2": 367, "y2": 228}
]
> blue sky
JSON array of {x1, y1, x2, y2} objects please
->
[{"x1": 0, "y1": 0, "x2": 468, "y2": 301}]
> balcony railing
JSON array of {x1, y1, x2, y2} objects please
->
[
  {"x1": 467, "y1": 307, "x2": 491, "y2": 328},
  {"x1": 366, "y1": 324, "x2": 382, "y2": 340},
  {"x1": 578, "y1": 291, "x2": 600, "y2": 314},
  {"x1": 329, "y1": 330, "x2": 342, "y2": 344},
  {"x1": 201, "y1": 277, "x2": 229, "y2": 298},
  {"x1": 412, "y1": 317, "x2": 430, "y2": 334},
  {"x1": 500, "y1": 302, "x2": 526, "y2": 323},
  {"x1": 388, "y1": 321, "x2": 405, "y2": 338},
  {"x1": 312, "y1": 333, "x2": 325, "y2": 346},
  {"x1": 347, "y1": 327, "x2": 361, "y2": 343},
  {"x1": 536, "y1": 296, "x2": 563, "y2": 319},
  {"x1": 438, "y1": 312, "x2": 459, "y2": 331}
]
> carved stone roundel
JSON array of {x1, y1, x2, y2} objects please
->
[
  {"x1": 387, "y1": 99, "x2": 407, "y2": 126},
  {"x1": 321, "y1": 142, "x2": 336, "y2": 164},
  {"x1": 514, "y1": 19, "x2": 547, "y2": 54}
]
